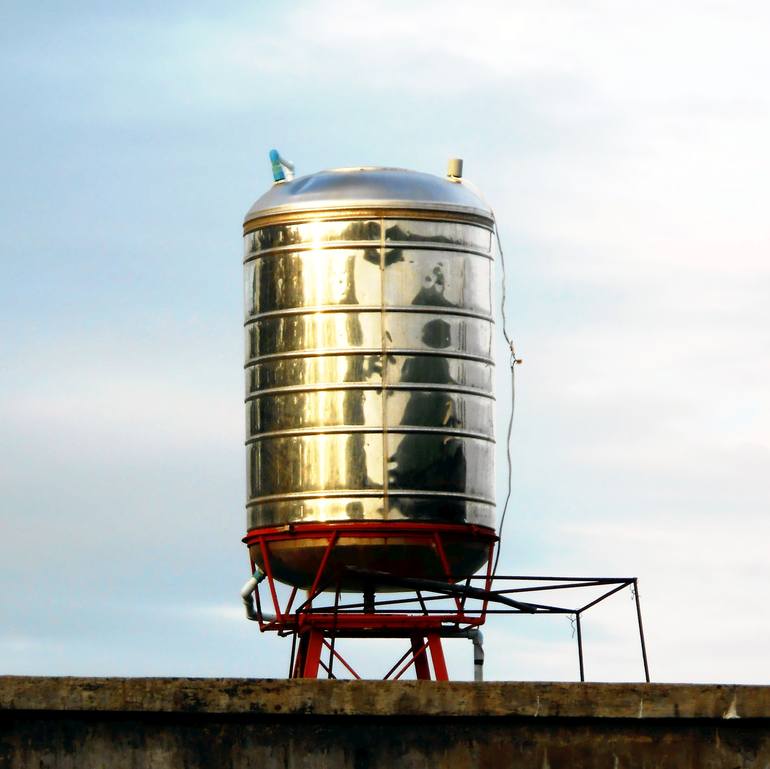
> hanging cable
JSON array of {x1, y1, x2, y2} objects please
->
[{"x1": 491, "y1": 218, "x2": 521, "y2": 577}]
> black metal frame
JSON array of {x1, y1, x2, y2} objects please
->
[{"x1": 298, "y1": 574, "x2": 650, "y2": 682}]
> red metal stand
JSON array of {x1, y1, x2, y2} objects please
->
[{"x1": 243, "y1": 522, "x2": 498, "y2": 680}]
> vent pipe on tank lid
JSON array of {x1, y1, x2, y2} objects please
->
[
  {"x1": 269, "y1": 148, "x2": 295, "y2": 183},
  {"x1": 447, "y1": 157, "x2": 463, "y2": 180}
]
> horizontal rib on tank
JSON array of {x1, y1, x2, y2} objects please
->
[{"x1": 244, "y1": 215, "x2": 495, "y2": 531}]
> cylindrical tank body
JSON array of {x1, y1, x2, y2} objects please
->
[{"x1": 243, "y1": 167, "x2": 496, "y2": 589}]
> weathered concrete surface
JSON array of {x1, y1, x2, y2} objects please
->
[{"x1": 1, "y1": 677, "x2": 769, "y2": 768}]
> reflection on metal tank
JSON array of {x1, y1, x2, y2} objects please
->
[{"x1": 243, "y1": 165, "x2": 496, "y2": 589}]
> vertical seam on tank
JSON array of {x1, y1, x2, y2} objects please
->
[{"x1": 379, "y1": 217, "x2": 389, "y2": 516}]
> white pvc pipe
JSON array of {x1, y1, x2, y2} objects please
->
[
  {"x1": 445, "y1": 628, "x2": 485, "y2": 681},
  {"x1": 240, "y1": 571, "x2": 276, "y2": 622},
  {"x1": 470, "y1": 630, "x2": 485, "y2": 682}
]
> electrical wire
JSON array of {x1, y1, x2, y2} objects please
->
[{"x1": 491, "y1": 218, "x2": 518, "y2": 578}]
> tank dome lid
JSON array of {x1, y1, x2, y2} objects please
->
[{"x1": 244, "y1": 167, "x2": 493, "y2": 225}]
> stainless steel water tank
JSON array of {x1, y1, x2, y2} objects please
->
[{"x1": 243, "y1": 166, "x2": 496, "y2": 588}]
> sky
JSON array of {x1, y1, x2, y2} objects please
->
[{"x1": 2, "y1": 1, "x2": 769, "y2": 683}]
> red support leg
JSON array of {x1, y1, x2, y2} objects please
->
[
  {"x1": 427, "y1": 633, "x2": 449, "y2": 680},
  {"x1": 307, "y1": 532, "x2": 340, "y2": 606},
  {"x1": 481, "y1": 540, "x2": 496, "y2": 617},
  {"x1": 258, "y1": 538, "x2": 283, "y2": 619},
  {"x1": 411, "y1": 636, "x2": 432, "y2": 680},
  {"x1": 300, "y1": 629, "x2": 324, "y2": 678},
  {"x1": 432, "y1": 532, "x2": 453, "y2": 578},
  {"x1": 433, "y1": 533, "x2": 462, "y2": 611}
]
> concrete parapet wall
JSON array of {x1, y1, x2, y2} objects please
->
[{"x1": 1, "y1": 677, "x2": 769, "y2": 768}]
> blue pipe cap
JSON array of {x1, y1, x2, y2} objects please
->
[{"x1": 269, "y1": 148, "x2": 285, "y2": 182}]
